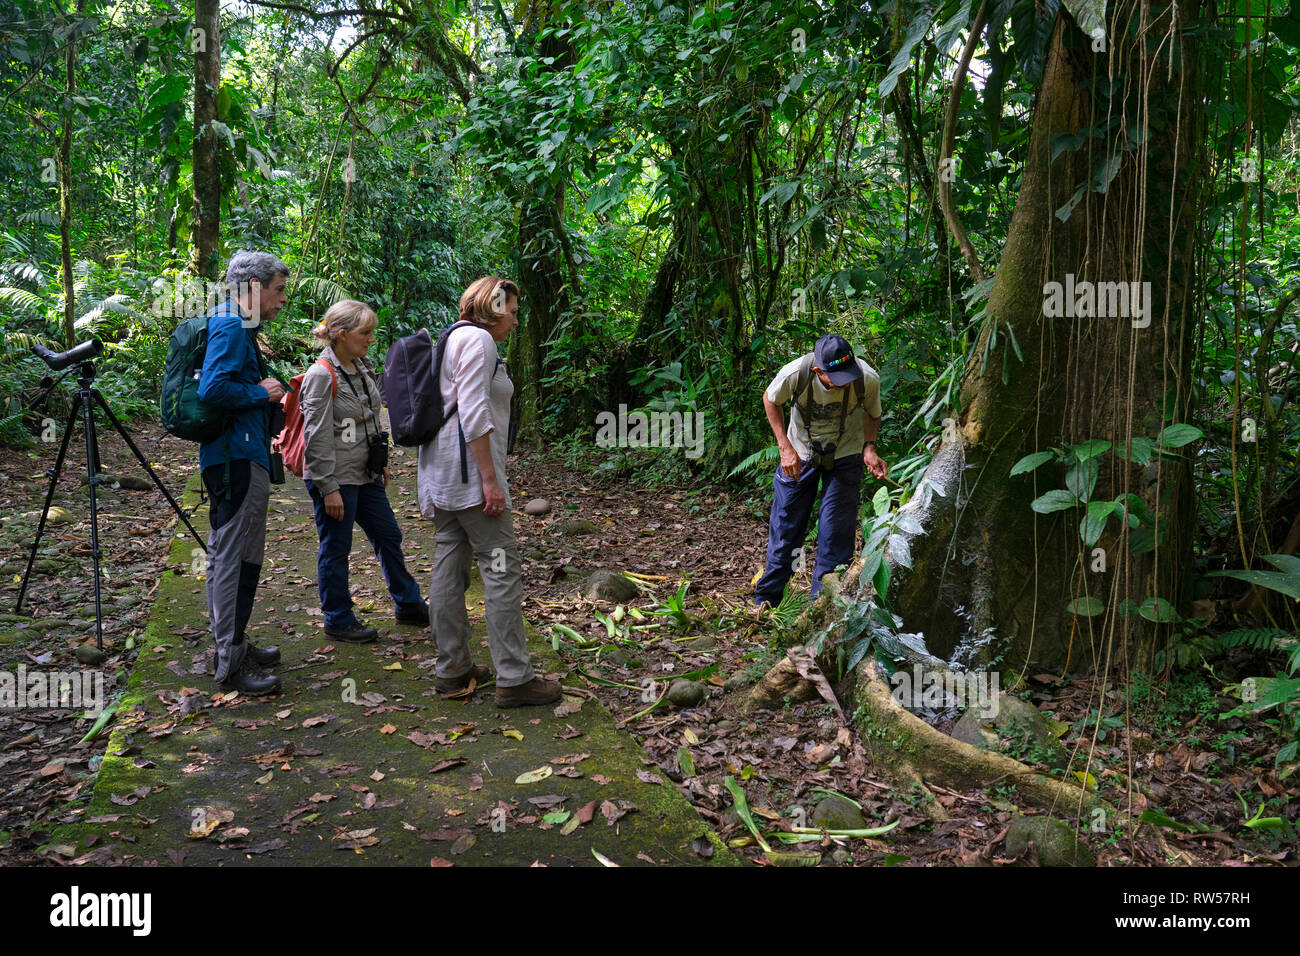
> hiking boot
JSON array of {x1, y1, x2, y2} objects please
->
[
  {"x1": 209, "y1": 642, "x2": 279, "y2": 674},
  {"x1": 495, "y1": 677, "x2": 562, "y2": 708},
  {"x1": 220, "y1": 662, "x2": 281, "y2": 696},
  {"x1": 436, "y1": 664, "x2": 493, "y2": 695},
  {"x1": 246, "y1": 642, "x2": 281, "y2": 667},
  {"x1": 324, "y1": 621, "x2": 379, "y2": 643},
  {"x1": 395, "y1": 604, "x2": 430, "y2": 627}
]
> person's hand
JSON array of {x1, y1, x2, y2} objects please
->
[
  {"x1": 865, "y1": 444, "x2": 889, "y2": 479},
  {"x1": 779, "y1": 442, "x2": 801, "y2": 479},
  {"x1": 481, "y1": 474, "x2": 506, "y2": 517},
  {"x1": 324, "y1": 490, "x2": 344, "y2": 520},
  {"x1": 381, "y1": 466, "x2": 389, "y2": 486},
  {"x1": 260, "y1": 378, "x2": 285, "y2": 403}
]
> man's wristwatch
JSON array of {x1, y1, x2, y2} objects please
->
[{"x1": 865, "y1": 441, "x2": 877, "y2": 451}]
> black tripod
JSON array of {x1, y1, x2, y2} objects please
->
[{"x1": 16, "y1": 356, "x2": 206, "y2": 650}]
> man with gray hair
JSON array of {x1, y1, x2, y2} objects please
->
[{"x1": 197, "y1": 250, "x2": 289, "y2": 695}]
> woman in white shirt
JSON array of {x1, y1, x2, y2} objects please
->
[{"x1": 417, "y1": 277, "x2": 560, "y2": 707}]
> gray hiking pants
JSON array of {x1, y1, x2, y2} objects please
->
[
  {"x1": 429, "y1": 507, "x2": 534, "y2": 688},
  {"x1": 204, "y1": 461, "x2": 270, "y2": 682}
]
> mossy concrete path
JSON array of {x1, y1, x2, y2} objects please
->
[{"x1": 56, "y1": 457, "x2": 735, "y2": 866}]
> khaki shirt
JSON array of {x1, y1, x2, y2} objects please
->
[
  {"x1": 764, "y1": 355, "x2": 882, "y2": 463},
  {"x1": 300, "y1": 345, "x2": 387, "y2": 496}
]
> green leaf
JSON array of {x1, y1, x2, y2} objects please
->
[
  {"x1": 933, "y1": 7, "x2": 973, "y2": 52},
  {"x1": 78, "y1": 699, "x2": 119, "y2": 743},
  {"x1": 676, "y1": 746, "x2": 696, "y2": 777},
  {"x1": 1055, "y1": 183, "x2": 1088, "y2": 222},
  {"x1": 1030, "y1": 489, "x2": 1079, "y2": 513},
  {"x1": 1069, "y1": 439, "x2": 1111, "y2": 461},
  {"x1": 207, "y1": 119, "x2": 235, "y2": 149},
  {"x1": 858, "y1": 550, "x2": 883, "y2": 592},
  {"x1": 1117, "y1": 436, "x2": 1155, "y2": 466},
  {"x1": 1050, "y1": 131, "x2": 1087, "y2": 163},
  {"x1": 1207, "y1": 554, "x2": 1300, "y2": 600},
  {"x1": 1066, "y1": 596, "x2": 1104, "y2": 616},
  {"x1": 1091, "y1": 153, "x2": 1122, "y2": 193},
  {"x1": 1062, "y1": 0, "x2": 1107, "y2": 43},
  {"x1": 1158, "y1": 423, "x2": 1203, "y2": 448},
  {"x1": 1138, "y1": 809, "x2": 1197, "y2": 833},
  {"x1": 873, "y1": 558, "x2": 891, "y2": 600},
  {"x1": 1116, "y1": 598, "x2": 1141, "y2": 619},
  {"x1": 1081, "y1": 499, "x2": 1117, "y2": 547},
  {"x1": 872, "y1": 485, "x2": 890, "y2": 517},
  {"x1": 1010, "y1": 451, "x2": 1054, "y2": 476},
  {"x1": 723, "y1": 776, "x2": 771, "y2": 853},
  {"x1": 1065, "y1": 457, "x2": 1099, "y2": 502},
  {"x1": 1138, "y1": 597, "x2": 1179, "y2": 623},
  {"x1": 887, "y1": 534, "x2": 912, "y2": 570},
  {"x1": 878, "y1": 6, "x2": 935, "y2": 97}
]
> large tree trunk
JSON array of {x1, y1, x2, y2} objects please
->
[
  {"x1": 749, "y1": 3, "x2": 1207, "y2": 842},
  {"x1": 190, "y1": 0, "x2": 221, "y2": 279},
  {"x1": 513, "y1": 194, "x2": 574, "y2": 438},
  {"x1": 507, "y1": 1, "x2": 579, "y2": 441},
  {"x1": 887, "y1": 2, "x2": 1204, "y2": 676}
]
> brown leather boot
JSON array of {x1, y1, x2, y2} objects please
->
[
  {"x1": 436, "y1": 664, "x2": 493, "y2": 695},
  {"x1": 495, "y1": 677, "x2": 562, "y2": 708}
]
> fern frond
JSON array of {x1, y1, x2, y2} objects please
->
[
  {"x1": 1216, "y1": 628, "x2": 1290, "y2": 653},
  {"x1": 16, "y1": 210, "x2": 56, "y2": 227},
  {"x1": 74, "y1": 294, "x2": 136, "y2": 330},
  {"x1": 0, "y1": 331, "x2": 58, "y2": 358},
  {"x1": 728, "y1": 443, "x2": 779, "y2": 479},
  {"x1": 1254, "y1": 677, "x2": 1300, "y2": 712},
  {"x1": 290, "y1": 275, "x2": 352, "y2": 307},
  {"x1": 0, "y1": 286, "x2": 47, "y2": 315}
]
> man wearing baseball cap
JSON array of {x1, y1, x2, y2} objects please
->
[{"x1": 754, "y1": 333, "x2": 888, "y2": 608}]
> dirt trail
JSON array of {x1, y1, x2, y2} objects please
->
[{"x1": 49, "y1": 456, "x2": 735, "y2": 866}]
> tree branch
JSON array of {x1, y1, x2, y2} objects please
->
[{"x1": 938, "y1": 0, "x2": 988, "y2": 284}]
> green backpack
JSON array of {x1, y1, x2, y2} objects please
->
[{"x1": 160, "y1": 312, "x2": 226, "y2": 442}]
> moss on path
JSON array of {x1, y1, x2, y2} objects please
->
[{"x1": 52, "y1": 466, "x2": 736, "y2": 866}]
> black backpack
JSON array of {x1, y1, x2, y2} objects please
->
[{"x1": 384, "y1": 320, "x2": 484, "y2": 448}]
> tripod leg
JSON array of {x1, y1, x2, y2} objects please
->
[
  {"x1": 16, "y1": 400, "x2": 80, "y2": 614},
  {"x1": 92, "y1": 390, "x2": 208, "y2": 552},
  {"x1": 81, "y1": 389, "x2": 105, "y2": 652}
]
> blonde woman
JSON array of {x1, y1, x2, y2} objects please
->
[
  {"x1": 300, "y1": 299, "x2": 428, "y2": 642},
  {"x1": 417, "y1": 277, "x2": 559, "y2": 706}
]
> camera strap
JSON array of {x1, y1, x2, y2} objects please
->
[
  {"x1": 338, "y1": 364, "x2": 376, "y2": 442},
  {"x1": 794, "y1": 354, "x2": 865, "y2": 456}
]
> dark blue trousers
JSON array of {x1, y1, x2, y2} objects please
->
[
  {"x1": 305, "y1": 478, "x2": 425, "y2": 628},
  {"x1": 754, "y1": 454, "x2": 863, "y2": 608}
]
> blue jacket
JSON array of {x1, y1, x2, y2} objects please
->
[{"x1": 197, "y1": 301, "x2": 271, "y2": 474}]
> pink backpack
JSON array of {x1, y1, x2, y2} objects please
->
[{"x1": 274, "y1": 358, "x2": 337, "y2": 478}]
